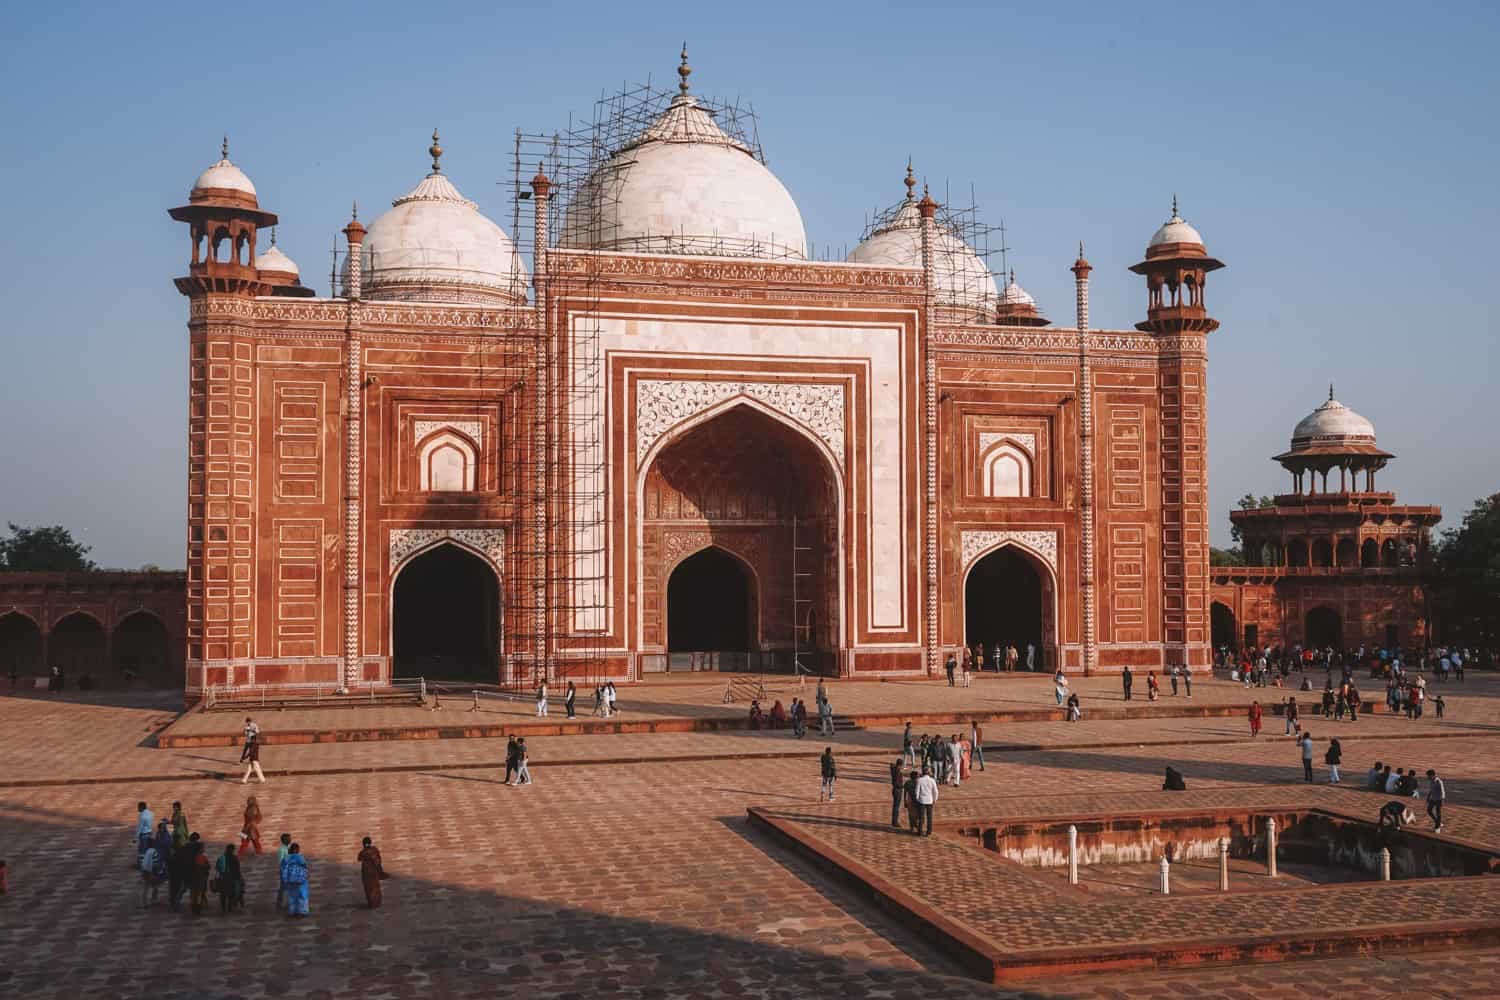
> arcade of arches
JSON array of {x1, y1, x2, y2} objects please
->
[
  {"x1": 392, "y1": 543, "x2": 501, "y2": 682},
  {"x1": 963, "y1": 545, "x2": 1052, "y2": 669},
  {"x1": 643, "y1": 405, "x2": 839, "y2": 671},
  {"x1": 0, "y1": 606, "x2": 175, "y2": 686}
]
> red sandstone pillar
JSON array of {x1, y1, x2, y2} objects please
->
[{"x1": 340, "y1": 207, "x2": 367, "y2": 691}]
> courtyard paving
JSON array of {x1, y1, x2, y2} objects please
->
[{"x1": 0, "y1": 674, "x2": 1497, "y2": 997}]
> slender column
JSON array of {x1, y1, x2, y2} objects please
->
[
  {"x1": 1067, "y1": 824, "x2": 1079, "y2": 885},
  {"x1": 1072, "y1": 249, "x2": 1095, "y2": 676},
  {"x1": 1218, "y1": 837, "x2": 1230, "y2": 891},
  {"x1": 341, "y1": 208, "x2": 366, "y2": 691},
  {"x1": 1158, "y1": 855, "x2": 1171, "y2": 895},
  {"x1": 918, "y1": 189, "x2": 940, "y2": 677},
  {"x1": 530, "y1": 168, "x2": 552, "y2": 685},
  {"x1": 1265, "y1": 817, "x2": 1278, "y2": 877}
]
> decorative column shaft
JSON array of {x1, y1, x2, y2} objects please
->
[
  {"x1": 530, "y1": 168, "x2": 552, "y2": 685},
  {"x1": 1072, "y1": 249, "x2": 1096, "y2": 677},
  {"x1": 918, "y1": 189, "x2": 940, "y2": 677},
  {"x1": 341, "y1": 210, "x2": 366, "y2": 690}
]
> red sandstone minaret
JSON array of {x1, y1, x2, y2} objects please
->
[
  {"x1": 1129, "y1": 196, "x2": 1224, "y2": 334},
  {"x1": 169, "y1": 137, "x2": 277, "y2": 297}
]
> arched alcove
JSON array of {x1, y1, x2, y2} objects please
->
[
  {"x1": 667, "y1": 547, "x2": 755, "y2": 652},
  {"x1": 111, "y1": 611, "x2": 172, "y2": 686},
  {"x1": 392, "y1": 543, "x2": 500, "y2": 681},
  {"x1": 964, "y1": 544, "x2": 1053, "y2": 670}
]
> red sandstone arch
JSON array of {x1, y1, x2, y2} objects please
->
[
  {"x1": 637, "y1": 401, "x2": 843, "y2": 669},
  {"x1": 50, "y1": 611, "x2": 107, "y2": 679},
  {"x1": 0, "y1": 611, "x2": 44, "y2": 681},
  {"x1": 960, "y1": 540, "x2": 1058, "y2": 671},
  {"x1": 111, "y1": 610, "x2": 172, "y2": 686}
]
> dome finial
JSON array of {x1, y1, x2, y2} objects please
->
[
  {"x1": 1329, "y1": 382, "x2": 1336, "y2": 402},
  {"x1": 678, "y1": 42, "x2": 692, "y2": 96},
  {"x1": 221, "y1": 135, "x2": 229, "y2": 160},
  {"x1": 270, "y1": 226, "x2": 277, "y2": 246},
  {"x1": 904, "y1": 159, "x2": 916, "y2": 201},
  {"x1": 429, "y1": 129, "x2": 443, "y2": 174},
  {"x1": 1171, "y1": 192, "x2": 1179, "y2": 219},
  {"x1": 351, "y1": 200, "x2": 359, "y2": 222}
]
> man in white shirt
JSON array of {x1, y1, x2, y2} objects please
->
[
  {"x1": 134, "y1": 801, "x2": 154, "y2": 866},
  {"x1": 914, "y1": 768, "x2": 939, "y2": 837}
]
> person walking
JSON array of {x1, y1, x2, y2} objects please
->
[
  {"x1": 1053, "y1": 669, "x2": 1069, "y2": 707},
  {"x1": 189, "y1": 840, "x2": 211, "y2": 915},
  {"x1": 970, "y1": 720, "x2": 985, "y2": 772},
  {"x1": 274, "y1": 833, "x2": 292, "y2": 914},
  {"x1": 215, "y1": 844, "x2": 243, "y2": 913},
  {"x1": 947, "y1": 734, "x2": 962, "y2": 787},
  {"x1": 170, "y1": 801, "x2": 191, "y2": 850},
  {"x1": 1426, "y1": 769, "x2": 1445, "y2": 831},
  {"x1": 1122, "y1": 665, "x2": 1133, "y2": 701},
  {"x1": 820, "y1": 747, "x2": 837, "y2": 801},
  {"x1": 168, "y1": 832, "x2": 198, "y2": 912},
  {"x1": 1284, "y1": 697, "x2": 1301, "y2": 736},
  {"x1": 515, "y1": 738, "x2": 533, "y2": 785},
  {"x1": 280, "y1": 843, "x2": 310, "y2": 917},
  {"x1": 1325, "y1": 737, "x2": 1343, "y2": 784},
  {"x1": 140, "y1": 837, "x2": 165, "y2": 908},
  {"x1": 818, "y1": 694, "x2": 834, "y2": 737},
  {"x1": 1182, "y1": 664, "x2": 1192, "y2": 697},
  {"x1": 889, "y1": 757, "x2": 905, "y2": 828},
  {"x1": 243, "y1": 716, "x2": 260, "y2": 744},
  {"x1": 536, "y1": 682, "x2": 548, "y2": 718},
  {"x1": 605, "y1": 681, "x2": 618, "y2": 717},
  {"x1": 240, "y1": 735, "x2": 266, "y2": 784},
  {"x1": 565, "y1": 681, "x2": 577, "y2": 719},
  {"x1": 904, "y1": 770, "x2": 921, "y2": 834},
  {"x1": 358, "y1": 837, "x2": 389, "y2": 909},
  {"x1": 945, "y1": 653, "x2": 956, "y2": 687},
  {"x1": 914, "y1": 767, "x2": 939, "y2": 836},
  {"x1": 503, "y1": 736, "x2": 520, "y2": 785},
  {"x1": 1299, "y1": 731, "x2": 1315, "y2": 783},
  {"x1": 1169, "y1": 665, "x2": 1180, "y2": 696},
  {"x1": 1249, "y1": 700, "x2": 1263, "y2": 737},
  {"x1": 133, "y1": 802, "x2": 155, "y2": 868},
  {"x1": 238, "y1": 796, "x2": 263, "y2": 857},
  {"x1": 901, "y1": 722, "x2": 915, "y2": 765}
]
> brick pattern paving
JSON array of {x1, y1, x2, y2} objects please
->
[{"x1": 0, "y1": 678, "x2": 1497, "y2": 997}]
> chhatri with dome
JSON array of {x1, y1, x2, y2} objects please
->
[
  {"x1": 167, "y1": 49, "x2": 1231, "y2": 698},
  {"x1": 1211, "y1": 387, "x2": 1441, "y2": 655}
]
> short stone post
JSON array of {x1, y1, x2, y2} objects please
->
[
  {"x1": 1218, "y1": 837, "x2": 1230, "y2": 891},
  {"x1": 1067, "y1": 825, "x2": 1079, "y2": 885},
  {"x1": 1158, "y1": 855, "x2": 1171, "y2": 895},
  {"x1": 1266, "y1": 817, "x2": 1278, "y2": 878},
  {"x1": 1380, "y1": 847, "x2": 1391, "y2": 881}
]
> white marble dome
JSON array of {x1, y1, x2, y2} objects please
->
[
  {"x1": 254, "y1": 242, "x2": 299, "y2": 278},
  {"x1": 1149, "y1": 205, "x2": 1204, "y2": 248},
  {"x1": 191, "y1": 152, "x2": 257, "y2": 199},
  {"x1": 1291, "y1": 392, "x2": 1377, "y2": 446},
  {"x1": 847, "y1": 198, "x2": 998, "y2": 318},
  {"x1": 998, "y1": 274, "x2": 1035, "y2": 306},
  {"x1": 561, "y1": 93, "x2": 807, "y2": 259},
  {"x1": 357, "y1": 162, "x2": 528, "y2": 305}
]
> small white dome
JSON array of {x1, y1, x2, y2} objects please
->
[
  {"x1": 192, "y1": 157, "x2": 257, "y2": 198},
  {"x1": 1292, "y1": 392, "x2": 1377, "y2": 446},
  {"x1": 1149, "y1": 211, "x2": 1203, "y2": 248},
  {"x1": 254, "y1": 243, "x2": 299, "y2": 277},
  {"x1": 847, "y1": 199, "x2": 998, "y2": 318},
  {"x1": 998, "y1": 275, "x2": 1035, "y2": 306},
  {"x1": 562, "y1": 94, "x2": 806, "y2": 259},
  {"x1": 359, "y1": 168, "x2": 528, "y2": 304}
]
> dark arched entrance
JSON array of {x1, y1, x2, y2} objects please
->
[
  {"x1": 667, "y1": 547, "x2": 754, "y2": 652},
  {"x1": 392, "y1": 544, "x2": 499, "y2": 682},
  {"x1": 51, "y1": 612, "x2": 106, "y2": 680},
  {"x1": 1211, "y1": 601, "x2": 1237, "y2": 651},
  {"x1": 112, "y1": 611, "x2": 172, "y2": 686},
  {"x1": 0, "y1": 612, "x2": 44, "y2": 680},
  {"x1": 965, "y1": 546, "x2": 1049, "y2": 670},
  {"x1": 1306, "y1": 606, "x2": 1343, "y2": 650}
]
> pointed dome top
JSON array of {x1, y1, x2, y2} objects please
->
[
  {"x1": 191, "y1": 136, "x2": 257, "y2": 200},
  {"x1": 1149, "y1": 195, "x2": 1203, "y2": 248},
  {"x1": 998, "y1": 270, "x2": 1035, "y2": 306},
  {"x1": 354, "y1": 133, "x2": 528, "y2": 305},
  {"x1": 560, "y1": 49, "x2": 806, "y2": 260},
  {"x1": 1290, "y1": 387, "x2": 1377, "y2": 447},
  {"x1": 254, "y1": 235, "x2": 299, "y2": 278}
]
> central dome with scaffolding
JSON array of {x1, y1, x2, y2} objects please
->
[{"x1": 558, "y1": 51, "x2": 807, "y2": 260}]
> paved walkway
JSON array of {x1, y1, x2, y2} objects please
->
[{"x1": 1, "y1": 677, "x2": 1497, "y2": 998}]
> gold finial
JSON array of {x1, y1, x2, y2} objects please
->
[
  {"x1": 904, "y1": 159, "x2": 916, "y2": 201},
  {"x1": 429, "y1": 129, "x2": 443, "y2": 173},
  {"x1": 678, "y1": 42, "x2": 692, "y2": 96},
  {"x1": 221, "y1": 135, "x2": 229, "y2": 160}
]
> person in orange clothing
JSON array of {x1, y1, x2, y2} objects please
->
[
  {"x1": 237, "y1": 796, "x2": 263, "y2": 856},
  {"x1": 1248, "y1": 700, "x2": 1263, "y2": 737},
  {"x1": 357, "y1": 837, "x2": 389, "y2": 909}
]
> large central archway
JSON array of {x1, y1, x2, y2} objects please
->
[
  {"x1": 641, "y1": 401, "x2": 841, "y2": 672},
  {"x1": 964, "y1": 545, "x2": 1053, "y2": 670},
  {"x1": 392, "y1": 543, "x2": 500, "y2": 682},
  {"x1": 1306, "y1": 606, "x2": 1343, "y2": 650}
]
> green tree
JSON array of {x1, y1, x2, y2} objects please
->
[
  {"x1": 0, "y1": 523, "x2": 96, "y2": 572},
  {"x1": 1210, "y1": 547, "x2": 1245, "y2": 567},
  {"x1": 1436, "y1": 495, "x2": 1500, "y2": 646}
]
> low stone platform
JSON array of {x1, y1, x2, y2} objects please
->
[{"x1": 748, "y1": 788, "x2": 1500, "y2": 983}]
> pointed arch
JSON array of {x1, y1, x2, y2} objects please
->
[
  {"x1": 417, "y1": 428, "x2": 478, "y2": 492},
  {"x1": 960, "y1": 538, "x2": 1058, "y2": 672},
  {"x1": 980, "y1": 440, "x2": 1033, "y2": 498}
]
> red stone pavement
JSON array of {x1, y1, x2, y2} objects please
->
[{"x1": 1, "y1": 679, "x2": 1498, "y2": 997}]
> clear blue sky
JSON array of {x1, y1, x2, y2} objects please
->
[{"x1": 1, "y1": 1, "x2": 1496, "y2": 568}]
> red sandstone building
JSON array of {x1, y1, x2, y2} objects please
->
[
  {"x1": 1211, "y1": 389, "x2": 1441, "y2": 653},
  {"x1": 150, "y1": 54, "x2": 1232, "y2": 697}
]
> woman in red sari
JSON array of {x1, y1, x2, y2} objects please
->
[
  {"x1": 237, "y1": 796, "x2": 262, "y2": 856},
  {"x1": 358, "y1": 837, "x2": 389, "y2": 909}
]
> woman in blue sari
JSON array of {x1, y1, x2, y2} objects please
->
[{"x1": 280, "y1": 843, "x2": 309, "y2": 916}]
